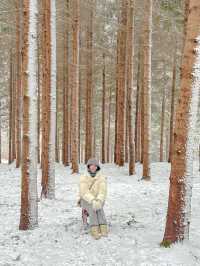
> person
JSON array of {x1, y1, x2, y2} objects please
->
[{"x1": 77, "y1": 158, "x2": 108, "y2": 240}]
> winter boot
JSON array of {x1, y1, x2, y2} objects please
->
[
  {"x1": 99, "y1": 224, "x2": 108, "y2": 237},
  {"x1": 90, "y1": 226, "x2": 101, "y2": 240}
]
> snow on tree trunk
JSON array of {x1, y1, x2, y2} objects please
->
[
  {"x1": 162, "y1": 0, "x2": 200, "y2": 245},
  {"x1": 19, "y1": 0, "x2": 38, "y2": 230}
]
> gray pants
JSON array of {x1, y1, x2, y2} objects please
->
[{"x1": 80, "y1": 198, "x2": 107, "y2": 226}]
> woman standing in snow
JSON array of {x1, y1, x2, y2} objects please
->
[{"x1": 78, "y1": 158, "x2": 108, "y2": 240}]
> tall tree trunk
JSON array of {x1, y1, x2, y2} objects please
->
[
  {"x1": 8, "y1": 52, "x2": 13, "y2": 164},
  {"x1": 41, "y1": 0, "x2": 56, "y2": 199},
  {"x1": 71, "y1": 0, "x2": 80, "y2": 173},
  {"x1": 62, "y1": 1, "x2": 70, "y2": 166},
  {"x1": 93, "y1": 128, "x2": 96, "y2": 158},
  {"x1": 12, "y1": 60, "x2": 16, "y2": 162},
  {"x1": 85, "y1": 0, "x2": 93, "y2": 163},
  {"x1": 48, "y1": 0, "x2": 56, "y2": 197},
  {"x1": 160, "y1": 86, "x2": 166, "y2": 162},
  {"x1": 182, "y1": 0, "x2": 190, "y2": 53},
  {"x1": 140, "y1": 65, "x2": 144, "y2": 164},
  {"x1": 114, "y1": 33, "x2": 119, "y2": 164},
  {"x1": 19, "y1": 0, "x2": 38, "y2": 230},
  {"x1": 125, "y1": 98, "x2": 129, "y2": 163},
  {"x1": 115, "y1": 0, "x2": 127, "y2": 166},
  {"x1": 55, "y1": 77, "x2": 59, "y2": 163},
  {"x1": 135, "y1": 45, "x2": 142, "y2": 163},
  {"x1": 168, "y1": 50, "x2": 177, "y2": 163},
  {"x1": 41, "y1": 0, "x2": 50, "y2": 197},
  {"x1": 107, "y1": 86, "x2": 112, "y2": 163},
  {"x1": 102, "y1": 53, "x2": 106, "y2": 163},
  {"x1": 78, "y1": 50, "x2": 81, "y2": 164},
  {"x1": 165, "y1": 129, "x2": 169, "y2": 161},
  {"x1": 127, "y1": 0, "x2": 135, "y2": 175},
  {"x1": 37, "y1": 21, "x2": 40, "y2": 164},
  {"x1": 162, "y1": 0, "x2": 200, "y2": 245},
  {"x1": 142, "y1": 0, "x2": 152, "y2": 180},
  {"x1": 199, "y1": 144, "x2": 200, "y2": 172},
  {"x1": 15, "y1": 0, "x2": 23, "y2": 168},
  {"x1": 0, "y1": 100, "x2": 1, "y2": 164}
]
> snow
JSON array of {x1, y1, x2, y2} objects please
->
[{"x1": 0, "y1": 162, "x2": 200, "y2": 266}]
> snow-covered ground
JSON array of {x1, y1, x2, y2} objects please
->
[{"x1": 0, "y1": 162, "x2": 200, "y2": 266}]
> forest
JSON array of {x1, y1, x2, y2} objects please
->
[{"x1": 0, "y1": 0, "x2": 200, "y2": 265}]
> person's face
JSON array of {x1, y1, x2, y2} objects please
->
[{"x1": 89, "y1": 164, "x2": 97, "y2": 173}]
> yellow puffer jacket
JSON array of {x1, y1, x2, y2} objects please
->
[{"x1": 78, "y1": 171, "x2": 107, "y2": 205}]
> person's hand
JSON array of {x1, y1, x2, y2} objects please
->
[{"x1": 92, "y1": 199, "x2": 102, "y2": 210}]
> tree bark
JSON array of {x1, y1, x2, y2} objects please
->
[
  {"x1": 37, "y1": 19, "x2": 40, "y2": 164},
  {"x1": 107, "y1": 86, "x2": 112, "y2": 163},
  {"x1": 102, "y1": 53, "x2": 106, "y2": 163},
  {"x1": 114, "y1": 33, "x2": 119, "y2": 164},
  {"x1": 85, "y1": 0, "x2": 93, "y2": 163},
  {"x1": 142, "y1": 0, "x2": 152, "y2": 180},
  {"x1": 8, "y1": 52, "x2": 13, "y2": 164},
  {"x1": 135, "y1": 44, "x2": 143, "y2": 163},
  {"x1": 15, "y1": 0, "x2": 23, "y2": 168},
  {"x1": 0, "y1": 101, "x2": 1, "y2": 164},
  {"x1": 19, "y1": 0, "x2": 38, "y2": 230},
  {"x1": 126, "y1": 0, "x2": 135, "y2": 175},
  {"x1": 41, "y1": 0, "x2": 56, "y2": 199},
  {"x1": 115, "y1": 0, "x2": 127, "y2": 166},
  {"x1": 168, "y1": 49, "x2": 177, "y2": 163},
  {"x1": 12, "y1": 59, "x2": 16, "y2": 162},
  {"x1": 71, "y1": 0, "x2": 80, "y2": 173},
  {"x1": 162, "y1": 0, "x2": 200, "y2": 245},
  {"x1": 62, "y1": 1, "x2": 70, "y2": 166},
  {"x1": 160, "y1": 86, "x2": 166, "y2": 162}
]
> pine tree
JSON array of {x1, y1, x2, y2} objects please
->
[
  {"x1": 71, "y1": 0, "x2": 80, "y2": 173},
  {"x1": 142, "y1": 0, "x2": 152, "y2": 180},
  {"x1": 41, "y1": 0, "x2": 56, "y2": 199},
  {"x1": 115, "y1": 0, "x2": 127, "y2": 167},
  {"x1": 102, "y1": 53, "x2": 106, "y2": 163},
  {"x1": 126, "y1": 0, "x2": 135, "y2": 175},
  {"x1": 85, "y1": 0, "x2": 94, "y2": 163},
  {"x1": 19, "y1": 0, "x2": 38, "y2": 230},
  {"x1": 162, "y1": 0, "x2": 200, "y2": 245}
]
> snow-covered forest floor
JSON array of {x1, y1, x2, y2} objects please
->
[{"x1": 0, "y1": 162, "x2": 200, "y2": 266}]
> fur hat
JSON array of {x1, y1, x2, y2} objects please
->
[{"x1": 86, "y1": 158, "x2": 101, "y2": 171}]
